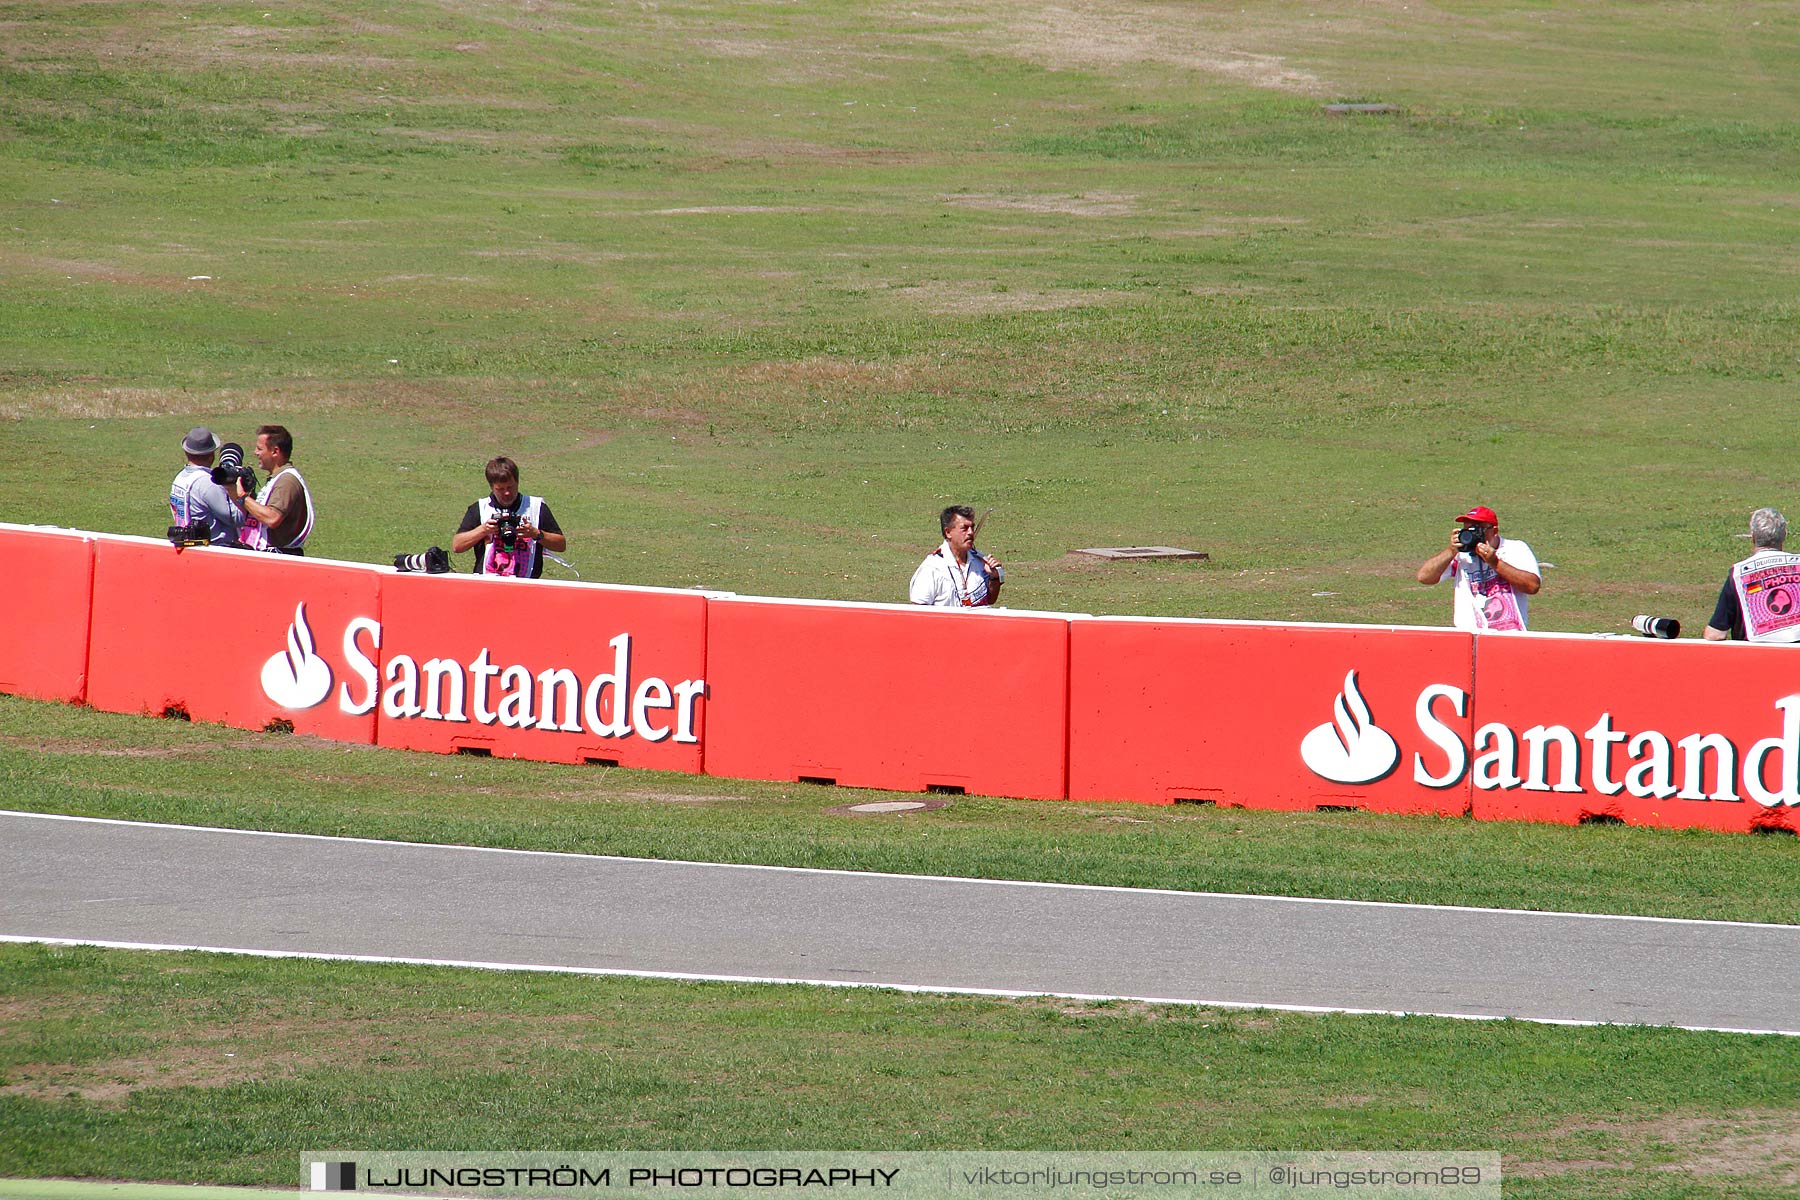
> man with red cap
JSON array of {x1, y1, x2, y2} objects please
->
[{"x1": 1415, "y1": 504, "x2": 1541, "y2": 631}]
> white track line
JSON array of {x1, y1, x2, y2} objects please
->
[
  {"x1": 5, "y1": 934, "x2": 1795, "y2": 1037},
  {"x1": 7, "y1": 809, "x2": 1797, "y2": 932}
]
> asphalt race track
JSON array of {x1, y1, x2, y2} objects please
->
[{"x1": 4, "y1": 810, "x2": 1796, "y2": 1035}]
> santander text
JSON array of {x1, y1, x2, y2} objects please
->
[
  {"x1": 1413, "y1": 685, "x2": 1800, "y2": 806},
  {"x1": 338, "y1": 620, "x2": 703, "y2": 743}
]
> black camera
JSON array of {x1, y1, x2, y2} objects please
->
[
  {"x1": 1455, "y1": 526, "x2": 1484, "y2": 554},
  {"x1": 167, "y1": 518, "x2": 214, "y2": 547},
  {"x1": 493, "y1": 509, "x2": 522, "y2": 552},
  {"x1": 210, "y1": 442, "x2": 258, "y2": 494},
  {"x1": 393, "y1": 546, "x2": 450, "y2": 574}
]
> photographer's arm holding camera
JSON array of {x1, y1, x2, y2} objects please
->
[
  {"x1": 452, "y1": 510, "x2": 566, "y2": 555},
  {"x1": 1416, "y1": 505, "x2": 1540, "y2": 632},
  {"x1": 1415, "y1": 535, "x2": 1462, "y2": 588},
  {"x1": 1416, "y1": 529, "x2": 1540, "y2": 594},
  {"x1": 228, "y1": 426, "x2": 314, "y2": 554},
  {"x1": 1475, "y1": 538, "x2": 1541, "y2": 595},
  {"x1": 518, "y1": 513, "x2": 566, "y2": 554}
]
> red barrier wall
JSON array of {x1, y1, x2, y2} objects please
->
[
  {"x1": 1470, "y1": 633, "x2": 1799, "y2": 833},
  {"x1": 374, "y1": 573, "x2": 707, "y2": 771},
  {"x1": 704, "y1": 597, "x2": 1069, "y2": 799},
  {"x1": 0, "y1": 524, "x2": 93, "y2": 704},
  {"x1": 12, "y1": 522, "x2": 1797, "y2": 836},
  {"x1": 1070, "y1": 618, "x2": 1475, "y2": 814},
  {"x1": 86, "y1": 536, "x2": 380, "y2": 743}
]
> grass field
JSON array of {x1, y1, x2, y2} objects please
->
[
  {"x1": 7, "y1": 1, "x2": 1800, "y2": 624},
  {"x1": 6, "y1": 2, "x2": 1800, "y2": 1195},
  {"x1": 4, "y1": 943, "x2": 1799, "y2": 1199}
]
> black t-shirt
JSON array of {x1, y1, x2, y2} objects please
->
[
  {"x1": 457, "y1": 495, "x2": 562, "y2": 579},
  {"x1": 1709, "y1": 573, "x2": 1744, "y2": 640}
]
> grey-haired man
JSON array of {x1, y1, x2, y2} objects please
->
[{"x1": 1705, "y1": 507, "x2": 1800, "y2": 643}]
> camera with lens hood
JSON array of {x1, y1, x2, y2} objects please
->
[
  {"x1": 209, "y1": 442, "x2": 258, "y2": 494},
  {"x1": 393, "y1": 546, "x2": 450, "y2": 574}
]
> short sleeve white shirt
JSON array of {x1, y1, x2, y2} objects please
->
[
  {"x1": 909, "y1": 541, "x2": 997, "y2": 607},
  {"x1": 1439, "y1": 537, "x2": 1539, "y2": 631}
]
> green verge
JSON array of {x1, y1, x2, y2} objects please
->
[
  {"x1": 3, "y1": 945, "x2": 1798, "y2": 1200},
  {"x1": 4, "y1": 695, "x2": 1797, "y2": 925},
  {"x1": 0, "y1": 1185, "x2": 298, "y2": 1200}
]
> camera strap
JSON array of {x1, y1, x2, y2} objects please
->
[{"x1": 477, "y1": 493, "x2": 543, "y2": 577}]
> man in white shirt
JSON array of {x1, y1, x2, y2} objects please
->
[
  {"x1": 909, "y1": 505, "x2": 1004, "y2": 607},
  {"x1": 1415, "y1": 504, "x2": 1541, "y2": 631}
]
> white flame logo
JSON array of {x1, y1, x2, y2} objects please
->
[
  {"x1": 260, "y1": 602, "x2": 333, "y2": 710},
  {"x1": 1300, "y1": 670, "x2": 1400, "y2": 785}
]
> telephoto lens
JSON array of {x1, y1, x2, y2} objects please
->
[
  {"x1": 393, "y1": 546, "x2": 451, "y2": 574},
  {"x1": 210, "y1": 442, "x2": 244, "y2": 485},
  {"x1": 1631, "y1": 615, "x2": 1681, "y2": 639}
]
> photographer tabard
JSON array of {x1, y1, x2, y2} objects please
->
[
  {"x1": 452, "y1": 456, "x2": 567, "y2": 579},
  {"x1": 1415, "y1": 504, "x2": 1541, "y2": 632},
  {"x1": 1703, "y1": 507, "x2": 1800, "y2": 643},
  {"x1": 232, "y1": 424, "x2": 315, "y2": 555}
]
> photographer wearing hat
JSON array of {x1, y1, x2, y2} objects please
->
[
  {"x1": 232, "y1": 425, "x2": 314, "y2": 555},
  {"x1": 1415, "y1": 504, "x2": 1541, "y2": 631},
  {"x1": 1704, "y1": 507, "x2": 1800, "y2": 643},
  {"x1": 168, "y1": 426, "x2": 245, "y2": 547},
  {"x1": 452, "y1": 456, "x2": 566, "y2": 579}
]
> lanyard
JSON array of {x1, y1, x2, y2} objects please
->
[{"x1": 948, "y1": 549, "x2": 979, "y2": 606}]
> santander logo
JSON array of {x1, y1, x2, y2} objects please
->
[
  {"x1": 1299, "y1": 670, "x2": 1401, "y2": 784},
  {"x1": 260, "y1": 602, "x2": 333, "y2": 710},
  {"x1": 1298, "y1": 668, "x2": 1800, "y2": 807},
  {"x1": 253, "y1": 605, "x2": 706, "y2": 744}
]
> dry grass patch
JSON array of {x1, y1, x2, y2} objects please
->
[
  {"x1": 0, "y1": 378, "x2": 478, "y2": 421},
  {"x1": 1663, "y1": 1112, "x2": 1800, "y2": 1186},
  {"x1": 1158, "y1": 216, "x2": 1312, "y2": 237},
  {"x1": 2, "y1": 1043, "x2": 268, "y2": 1106},
  {"x1": 0, "y1": 1003, "x2": 638, "y2": 1108},
  {"x1": 909, "y1": 280, "x2": 1114, "y2": 315},
  {"x1": 608, "y1": 789, "x2": 734, "y2": 805},
  {"x1": 8, "y1": 254, "x2": 203, "y2": 293},
  {"x1": 466, "y1": 244, "x2": 645, "y2": 265},
  {"x1": 1512, "y1": 1109, "x2": 1800, "y2": 1186},
  {"x1": 898, "y1": 0, "x2": 1334, "y2": 94},
  {"x1": 647, "y1": 205, "x2": 821, "y2": 216},
  {"x1": 941, "y1": 191, "x2": 1136, "y2": 217},
  {"x1": 732, "y1": 354, "x2": 937, "y2": 394}
]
